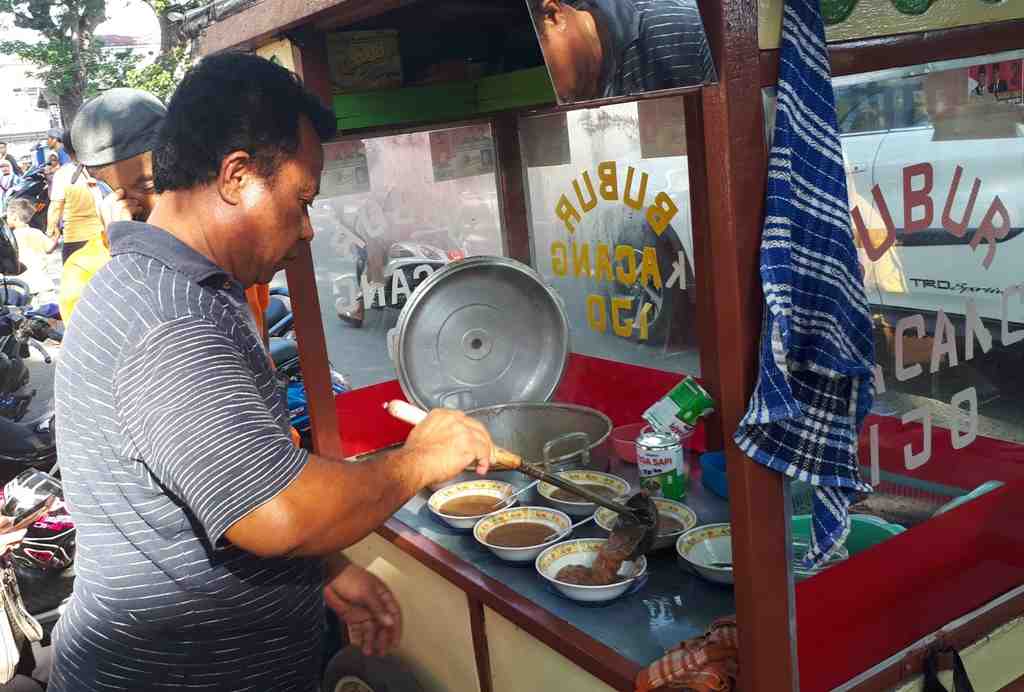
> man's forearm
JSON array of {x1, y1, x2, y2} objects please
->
[{"x1": 227, "y1": 446, "x2": 430, "y2": 558}]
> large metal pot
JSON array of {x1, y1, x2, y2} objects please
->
[
  {"x1": 355, "y1": 402, "x2": 613, "y2": 487},
  {"x1": 465, "y1": 402, "x2": 612, "y2": 473}
]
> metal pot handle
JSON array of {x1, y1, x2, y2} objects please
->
[
  {"x1": 439, "y1": 388, "x2": 475, "y2": 410},
  {"x1": 542, "y1": 431, "x2": 591, "y2": 472},
  {"x1": 386, "y1": 327, "x2": 398, "y2": 363}
]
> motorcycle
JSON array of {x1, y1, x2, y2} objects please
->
[
  {"x1": 269, "y1": 336, "x2": 349, "y2": 448},
  {"x1": 263, "y1": 289, "x2": 350, "y2": 448},
  {"x1": 0, "y1": 467, "x2": 73, "y2": 690},
  {"x1": 2, "y1": 165, "x2": 50, "y2": 233},
  {"x1": 333, "y1": 236, "x2": 455, "y2": 328},
  {"x1": 264, "y1": 286, "x2": 295, "y2": 339},
  {"x1": 0, "y1": 279, "x2": 62, "y2": 422},
  {"x1": 0, "y1": 223, "x2": 65, "y2": 421}
]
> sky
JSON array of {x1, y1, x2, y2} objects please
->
[
  {"x1": 2, "y1": 0, "x2": 161, "y2": 43},
  {"x1": 99, "y1": 0, "x2": 161, "y2": 40}
]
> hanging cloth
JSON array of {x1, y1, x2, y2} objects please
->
[{"x1": 733, "y1": 0, "x2": 875, "y2": 568}]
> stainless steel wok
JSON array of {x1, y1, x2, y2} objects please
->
[
  {"x1": 464, "y1": 402, "x2": 612, "y2": 472},
  {"x1": 356, "y1": 402, "x2": 612, "y2": 474}
]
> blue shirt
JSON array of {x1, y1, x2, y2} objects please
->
[{"x1": 35, "y1": 147, "x2": 71, "y2": 167}]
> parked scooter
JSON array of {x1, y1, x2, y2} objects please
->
[
  {"x1": 333, "y1": 239, "x2": 452, "y2": 327},
  {"x1": 263, "y1": 289, "x2": 350, "y2": 447},
  {"x1": 264, "y1": 286, "x2": 295, "y2": 339},
  {"x1": 0, "y1": 278, "x2": 62, "y2": 422},
  {"x1": 2, "y1": 165, "x2": 50, "y2": 233},
  {"x1": 0, "y1": 468, "x2": 73, "y2": 690}
]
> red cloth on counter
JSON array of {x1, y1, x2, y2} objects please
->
[{"x1": 635, "y1": 617, "x2": 739, "y2": 692}]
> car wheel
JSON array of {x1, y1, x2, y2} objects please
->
[
  {"x1": 609, "y1": 246, "x2": 676, "y2": 345},
  {"x1": 321, "y1": 646, "x2": 423, "y2": 692}
]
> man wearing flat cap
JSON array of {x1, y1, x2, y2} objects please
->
[{"x1": 59, "y1": 88, "x2": 166, "y2": 320}]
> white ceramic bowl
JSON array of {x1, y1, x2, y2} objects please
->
[
  {"x1": 676, "y1": 523, "x2": 734, "y2": 585},
  {"x1": 537, "y1": 470, "x2": 630, "y2": 517},
  {"x1": 474, "y1": 506, "x2": 573, "y2": 562},
  {"x1": 427, "y1": 480, "x2": 516, "y2": 530},
  {"x1": 595, "y1": 498, "x2": 697, "y2": 552},
  {"x1": 535, "y1": 538, "x2": 647, "y2": 603}
]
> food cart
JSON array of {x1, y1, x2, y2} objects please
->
[{"x1": 191, "y1": 1, "x2": 1024, "y2": 689}]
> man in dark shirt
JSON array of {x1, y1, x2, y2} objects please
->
[
  {"x1": 51, "y1": 53, "x2": 495, "y2": 691},
  {"x1": 529, "y1": 0, "x2": 716, "y2": 102}
]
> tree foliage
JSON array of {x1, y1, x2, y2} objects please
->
[
  {"x1": 0, "y1": 0, "x2": 201, "y2": 123},
  {"x1": 0, "y1": 0, "x2": 112, "y2": 124},
  {"x1": 120, "y1": 45, "x2": 189, "y2": 102}
]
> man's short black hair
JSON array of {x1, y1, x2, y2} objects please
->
[{"x1": 153, "y1": 52, "x2": 338, "y2": 193}]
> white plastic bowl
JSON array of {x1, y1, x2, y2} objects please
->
[
  {"x1": 676, "y1": 523, "x2": 734, "y2": 585},
  {"x1": 595, "y1": 498, "x2": 697, "y2": 551},
  {"x1": 535, "y1": 538, "x2": 647, "y2": 603},
  {"x1": 427, "y1": 480, "x2": 515, "y2": 530},
  {"x1": 537, "y1": 470, "x2": 630, "y2": 517},
  {"x1": 473, "y1": 506, "x2": 572, "y2": 562}
]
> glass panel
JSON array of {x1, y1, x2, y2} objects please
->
[
  {"x1": 790, "y1": 51, "x2": 1024, "y2": 689},
  {"x1": 841, "y1": 53, "x2": 1024, "y2": 506},
  {"x1": 519, "y1": 97, "x2": 700, "y2": 375},
  {"x1": 305, "y1": 123, "x2": 505, "y2": 389}
]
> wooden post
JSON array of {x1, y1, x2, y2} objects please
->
[
  {"x1": 492, "y1": 112, "x2": 532, "y2": 265},
  {"x1": 258, "y1": 34, "x2": 345, "y2": 459},
  {"x1": 699, "y1": 1, "x2": 798, "y2": 690}
]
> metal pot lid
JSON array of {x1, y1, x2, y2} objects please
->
[{"x1": 394, "y1": 256, "x2": 569, "y2": 411}]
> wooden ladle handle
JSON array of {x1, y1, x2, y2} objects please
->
[{"x1": 384, "y1": 400, "x2": 523, "y2": 471}]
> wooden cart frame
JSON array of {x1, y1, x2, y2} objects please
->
[{"x1": 194, "y1": 2, "x2": 1024, "y2": 689}]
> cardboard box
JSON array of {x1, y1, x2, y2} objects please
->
[{"x1": 327, "y1": 30, "x2": 402, "y2": 93}]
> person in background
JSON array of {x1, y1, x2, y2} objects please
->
[
  {"x1": 47, "y1": 128, "x2": 105, "y2": 263},
  {"x1": 0, "y1": 159, "x2": 20, "y2": 201},
  {"x1": 0, "y1": 142, "x2": 21, "y2": 175},
  {"x1": 18, "y1": 156, "x2": 31, "y2": 173},
  {"x1": 35, "y1": 128, "x2": 70, "y2": 168},
  {"x1": 5, "y1": 198, "x2": 58, "y2": 305},
  {"x1": 529, "y1": 0, "x2": 715, "y2": 102},
  {"x1": 44, "y1": 151, "x2": 61, "y2": 193},
  {"x1": 59, "y1": 88, "x2": 166, "y2": 321}
]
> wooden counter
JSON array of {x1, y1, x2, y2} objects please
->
[{"x1": 344, "y1": 461, "x2": 734, "y2": 692}]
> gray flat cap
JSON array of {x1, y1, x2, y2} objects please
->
[{"x1": 72, "y1": 88, "x2": 167, "y2": 167}]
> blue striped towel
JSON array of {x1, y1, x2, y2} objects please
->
[{"x1": 733, "y1": 0, "x2": 875, "y2": 568}]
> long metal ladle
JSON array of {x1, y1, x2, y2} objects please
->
[{"x1": 384, "y1": 400, "x2": 658, "y2": 541}]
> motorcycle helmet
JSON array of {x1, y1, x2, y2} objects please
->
[
  {"x1": 2, "y1": 469, "x2": 75, "y2": 572},
  {"x1": 13, "y1": 504, "x2": 75, "y2": 572}
]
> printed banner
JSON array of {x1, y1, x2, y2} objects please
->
[
  {"x1": 322, "y1": 140, "x2": 371, "y2": 196},
  {"x1": 429, "y1": 125, "x2": 495, "y2": 182}
]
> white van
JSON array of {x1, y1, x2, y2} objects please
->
[{"x1": 837, "y1": 64, "x2": 1024, "y2": 339}]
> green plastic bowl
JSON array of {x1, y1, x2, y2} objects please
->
[{"x1": 791, "y1": 513, "x2": 905, "y2": 557}]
